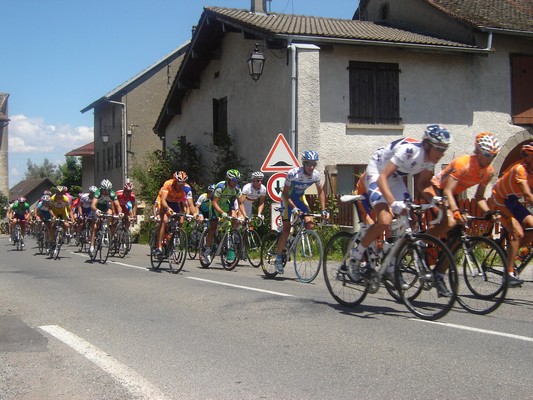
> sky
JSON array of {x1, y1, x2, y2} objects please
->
[{"x1": 2, "y1": 0, "x2": 359, "y2": 188}]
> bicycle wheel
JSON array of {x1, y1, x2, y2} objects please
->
[
  {"x1": 38, "y1": 227, "x2": 47, "y2": 254},
  {"x1": 396, "y1": 233, "x2": 457, "y2": 321},
  {"x1": 453, "y1": 236, "x2": 508, "y2": 315},
  {"x1": 221, "y1": 229, "x2": 240, "y2": 270},
  {"x1": 187, "y1": 228, "x2": 199, "y2": 260},
  {"x1": 52, "y1": 229, "x2": 63, "y2": 259},
  {"x1": 97, "y1": 228, "x2": 111, "y2": 264},
  {"x1": 244, "y1": 229, "x2": 262, "y2": 268},
  {"x1": 198, "y1": 229, "x2": 214, "y2": 268},
  {"x1": 117, "y1": 229, "x2": 129, "y2": 258},
  {"x1": 169, "y1": 229, "x2": 187, "y2": 274},
  {"x1": 293, "y1": 229, "x2": 322, "y2": 283},
  {"x1": 15, "y1": 225, "x2": 22, "y2": 251},
  {"x1": 323, "y1": 232, "x2": 368, "y2": 307},
  {"x1": 261, "y1": 231, "x2": 282, "y2": 278}
]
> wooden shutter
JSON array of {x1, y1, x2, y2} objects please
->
[{"x1": 512, "y1": 55, "x2": 533, "y2": 125}]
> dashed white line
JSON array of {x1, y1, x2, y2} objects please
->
[
  {"x1": 39, "y1": 325, "x2": 169, "y2": 400},
  {"x1": 412, "y1": 319, "x2": 533, "y2": 343},
  {"x1": 187, "y1": 276, "x2": 294, "y2": 297}
]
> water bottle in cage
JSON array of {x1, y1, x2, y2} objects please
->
[{"x1": 389, "y1": 218, "x2": 403, "y2": 239}]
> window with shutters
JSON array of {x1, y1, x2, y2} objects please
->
[
  {"x1": 511, "y1": 55, "x2": 533, "y2": 125},
  {"x1": 348, "y1": 61, "x2": 401, "y2": 124},
  {"x1": 213, "y1": 97, "x2": 228, "y2": 146}
]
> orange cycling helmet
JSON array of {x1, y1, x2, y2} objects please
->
[
  {"x1": 520, "y1": 142, "x2": 533, "y2": 158},
  {"x1": 173, "y1": 171, "x2": 188, "y2": 182}
]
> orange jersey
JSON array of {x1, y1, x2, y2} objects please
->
[
  {"x1": 492, "y1": 162, "x2": 533, "y2": 202},
  {"x1": 159, "y1": 179, "x2": 193, "y2": 203},
  {"x1": 431, "y1": 155, "x2": 494, "y2": 194}
]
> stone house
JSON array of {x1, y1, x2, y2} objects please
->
[{"x1": 154, "y1": 0, "x2": 533, "y2": 196}]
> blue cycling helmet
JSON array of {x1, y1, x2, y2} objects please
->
[
  {"x1": 207, "y1": 184, "x2": 215, "y2": 192},
  {"x1": 423, "y1": 124, "x2": 452, "y2": 146},
  {"x1": 302, "y1": 150, "x2": 319, "y2": 162}
]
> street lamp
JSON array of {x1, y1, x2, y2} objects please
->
[
  {"x1": 102, "y1": 134, "x2": 109, "y2": 145},
  {"x1": 247, "y1": 43, "x2": 265, "y2": 82}
]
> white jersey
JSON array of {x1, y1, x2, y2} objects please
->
[
  {"x1": 368, "y1": 137, "x2": 434, "y2": 178},
  {"x1": 79, "y1": 193, "x2": 92, "y2": 209},
  {"x1": 241, "y1": 182, "x2": 266, "y2": 216},
  {"x1": 285, "y1": 167, "x2": 322, "y2": 198}
]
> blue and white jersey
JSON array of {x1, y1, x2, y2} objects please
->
[
  {"x1": 79, "y1": 193, "x2": 92, "y2": 210},
  {"x1": 285, "y1": 167, "x2": 322, "y2": 199},
  {"x1": 370, "y1": 137, "x2": 434, "y2": 177}
]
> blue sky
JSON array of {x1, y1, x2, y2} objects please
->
[{"x1": 2, "y1": 0, "x2": 359, "y2": 187}]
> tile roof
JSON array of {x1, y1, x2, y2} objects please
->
[
  {"x1": 424, "y1": 0, "x2": 533, "y2": 32},
  {"x1": 65, "y1": 141, "x2": 94, "y2": 157},
  {"x1": 9, "y1": 178, "x2": 55, "y2": 203},
  {"x1": 205, "y1": 7, "x2": 475, "y2": 48}
]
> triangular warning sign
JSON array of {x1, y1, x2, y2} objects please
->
[{"x1": 261, "y1": 133, "x2": 300, "y2": 172}]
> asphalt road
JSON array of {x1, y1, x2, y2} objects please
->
[{"x1": 1, "y1": 235, "x2": 532, "y2": 399}]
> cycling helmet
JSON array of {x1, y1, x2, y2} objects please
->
[
  {"x1": 475, "y1": 132, "x2": 500, "y2": 158},
  {"x1": 62, "y1": 186, "x2": 68, "y2": 192},
  {"x1": 302, "y1": 150, "x2": 319, "y2": 162},
  {"x1": 123, "y1": 181, "x2": 134, "y2": 191},
  {"x1": 226, "y1": 169, "x2": 241, "y2": 181},
  {"x1": 251, "y1": 171, "x2": 264, "y2": 180},
  {"x1": 207, "y1": 184, "x2": 215, "y2": 192},
  {"x1": 41, "y1": 195, "x2": 51, "y2": 202},
  {"x1": 56, "y1": 185, "x2": 64, "y2": 193},
  {"x1": 173, "y1": 171, "x2": 188, "y2": 182},
  {"x1": 100, "y1": 179, "x2": 113, "y2": 190},
  {"x1": 88, "y1": 185, "x2": 98, "y2": 193},
  {"x1": 43, "y1": 190, "x2": 52, "y2": 196},
  {"x1": 423, "y1": 124, "x2": 452, "y2": 146},
  {"x1": 18, "y1": 197, "x2": 26, "y2": 203},
  {"x1": 520, "y1": 142, "x2": 533, "y2": 158}
]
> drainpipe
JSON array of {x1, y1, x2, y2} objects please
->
[{"x1": 288, "y1": 43, "x2": 297, "y2": 153}]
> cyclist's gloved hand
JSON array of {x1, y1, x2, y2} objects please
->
[
  {"x1": 221, "y1": 212, "x2": 228, "y2": 219},
  {"x1": 291, "y1": 208, "x2": 301, "y2": 216},
  {"x1": 321, "y1": 210, "x2": 330, "y2": 219},
  {"x1": 257, "y1": 214, "x2": 264, "y2": 221},
  {"x1": 118, "y1": 212, "x2": 124, "y2": 218},
  {"x1": 390, "y1": 201, "x2": 406, "y2": 215},
  {"x1": 96, "y1": 210, "x2": 102, "y2": 217}
]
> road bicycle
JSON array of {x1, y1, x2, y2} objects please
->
[
  {"x1": 445, "y1": 213, "x2": 508, "y2": 315},
  {"x1": 12, "y1": 221, "x2": 24, "y2": 251},
  {"x1": 237, "y1": 216, "x2": 263, "y2": 268},
  {"x1": 36, "y1": 220, "x2": 51, "y2": 255},
  {"x1": 150, "y1": 213, "x2": 190, "y2": 274},
  {"x1": 109, "y1": 216, "x2": 132, "y2": 258},
  {"x1": 90, "y1": 215, "x2": 111, "y2": 264},
  {"x1": 323, "y1": 195, "x2": 457, "y2": 321},
  {"x1": 186, "y1": 218, "x2": 206, "y2": 260},
  {"x1": 77, "y1": 217, "x2": 92, "y2": 253},
  {"x1": 261, "y1": 210, "x2": 323, "y2": 283},
  {"x1": 199, "y1": 215, "x2": 242, "y2": 270},
  {"x1": 49, "y1": 218, "x2": 69, "y2": 260}
]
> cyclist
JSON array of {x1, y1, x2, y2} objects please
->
[
  {"x1": 154, "y1": 171, "x2": 197, "y2": 259},
  {"x1": 201, "y1": 169, "x2": 246, "y2": 264},
  {"x1": 74, "y1": 186, "x2": 97, "y2": 244},
  {"x1": 195, "y1": 184, "x2": 215, "y2": 222},
  {"x1": 274, "y1": 151, "x2": 329, "y2": 274},
  {"x1": 116, "y1": 180, "x2": 138, "y2": 230},
  {"x1": 239, "y1": 171, "x2": 267, "y2": 221},
  {"x1": 487, "y1": 142, "x2": 533, "y2": 287},
  {"x1": 429, "y1": 132, "x2": 501, "y2": 238},
  {"x1": 89, "y1": 179, "x2": 122, "y2": 257},
  {"x1": 49, "y1": 188, "x2": 73, "y2": 248},
  {"x1": 36, "y1": 194, "x2": 54, "y2": 242},
  {"x1": 10, "y1": 197, "x2": 30, "y2": 247},
  {"x1": 353, "y1": 172, "x2": 375, "y2": 225},
  {"x1": 348, "y1": 125, "x2": 451, "y2": 291}
]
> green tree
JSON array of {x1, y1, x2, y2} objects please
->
[
  {"x1": 207, "y1": 134, "x2": 251, "y2": 183},
  {"x1": 57, "y1": 156, "x2": 82, "y2": 194},
  {"x1": 25, "y1": 158, "x2": 60, "y2": 181}
]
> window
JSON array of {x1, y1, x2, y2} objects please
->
[
  {"x1": 511, "y1": 55, "x2": 533, "y2": 125},
  {"x1": 115, "y1": 142, "x2": 121, "y2": 168},
  {"x1": 213, "y1": 97, "x2": 228, "y2": 146},
  {"x1": 348, "y1": 61, "x2": 400, "y2": 124}
]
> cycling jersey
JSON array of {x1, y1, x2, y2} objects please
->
[
  {"x1": 285, "y1": 167, "x2": 321, "y2": 199},
  {"x1": 116, "y1": 190, "x2": 137, "y2": 211},
  {"x1": 492, "y1": 162, "x2": 533, "y2": 204},
  {"x1": 12, "y1": 201, "x2": 30, "y2": 217},
  {"x1": 37, "y1": 200, "x2": 52, "y2": 219},
  {"x1": 241, "y1": 182, "x2": 266, "y2": 216},
  {"x1": 431, "y1": 154, "x2": 494, "y2": 194},
  {"x1": 93, "y1": 189, "x2": 118, "y2": 212},
  {"x1": 78, "y1": 193, "x2": 93, "y2": 216},
  {"x1": 159, "y1": 179, "x2": 193, "y2": 203},
  {"x1": 195, "y1": 192, "x2": 211, "y2": 216},
  {"x1": 50, "y1": 194, "x2": 71, "y2": 219},
  {"x1": 366, "y1": 138, "x2": 435, "y2": 206},
  {"x1": 210, "y1": 181, "x2": 242, "y2": 218}
]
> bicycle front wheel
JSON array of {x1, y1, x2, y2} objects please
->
[
  {"x1": 293, "y1": 229, "x2": 323, "y2": 283},
  {"x1": 261, "y1": 231, "x2": 282, "y2": 278},
  {"x1": 454, "y1": 236, "x2": 508, "y2": 315},
  {"x1": 396, "y1": 233, "x2": 457, "y2": 321},
  {"x1": 323, "y1": 232, "x2": 368, "y2": 307},
  {"x1": 244, "y1": 229, "x2": 262, "y2": 268},
  {"x1": 169, "y1": 229, "x2": 187, "y2": 274},
  {"x1": 221, "y1": 229, "x2": 240, "y2": 271},
  {"x1": 97, "y1": 228, "x2": 111, "y2": 264},
  {"x1": 187, "y1": 229, "x2": 199, "y2": 260},
  {"x1": 117, "y1": 229, "x2": 130, "y2": 258},
  {"x1": 38, "y1": 227, "x2": 47, "y2": 254}
]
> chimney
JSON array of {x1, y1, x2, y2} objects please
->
[{"x1": 251, "y1": 0, "x2": 267, "y2": 14}]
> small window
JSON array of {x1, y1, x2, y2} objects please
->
[
  {"x1": 348, "y1": 61, "x2": 401, "y2": 125},
  {"x1": 213, "y1": 97, "x2": 228, "y2": 146},
  {"x1": 380, "y1": 3, "x2": 389, "y2": 20},
  {"x1": 107, "y1": 146, "x2": 113, "y2": 171},
  {"x1": 511, "y1": 55, "x2": 533, "y2": 125}
]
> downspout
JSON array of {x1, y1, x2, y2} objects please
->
[{"x1": 288, "y1": 43, "x2": 297, "y2": 153}]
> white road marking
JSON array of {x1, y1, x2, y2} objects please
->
[
  {"x1": 413, "y1": 319, "x2": 533, "y2": 343},
  {"x1": 187, "y1": 276, "x2": 294, "y2": 297},
  {"x1": 70, "y1": 251, "x2": 149, "y2": 271},
  {"x1": 39, "y1": 325, "x2": 169, "y2": 400}
]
